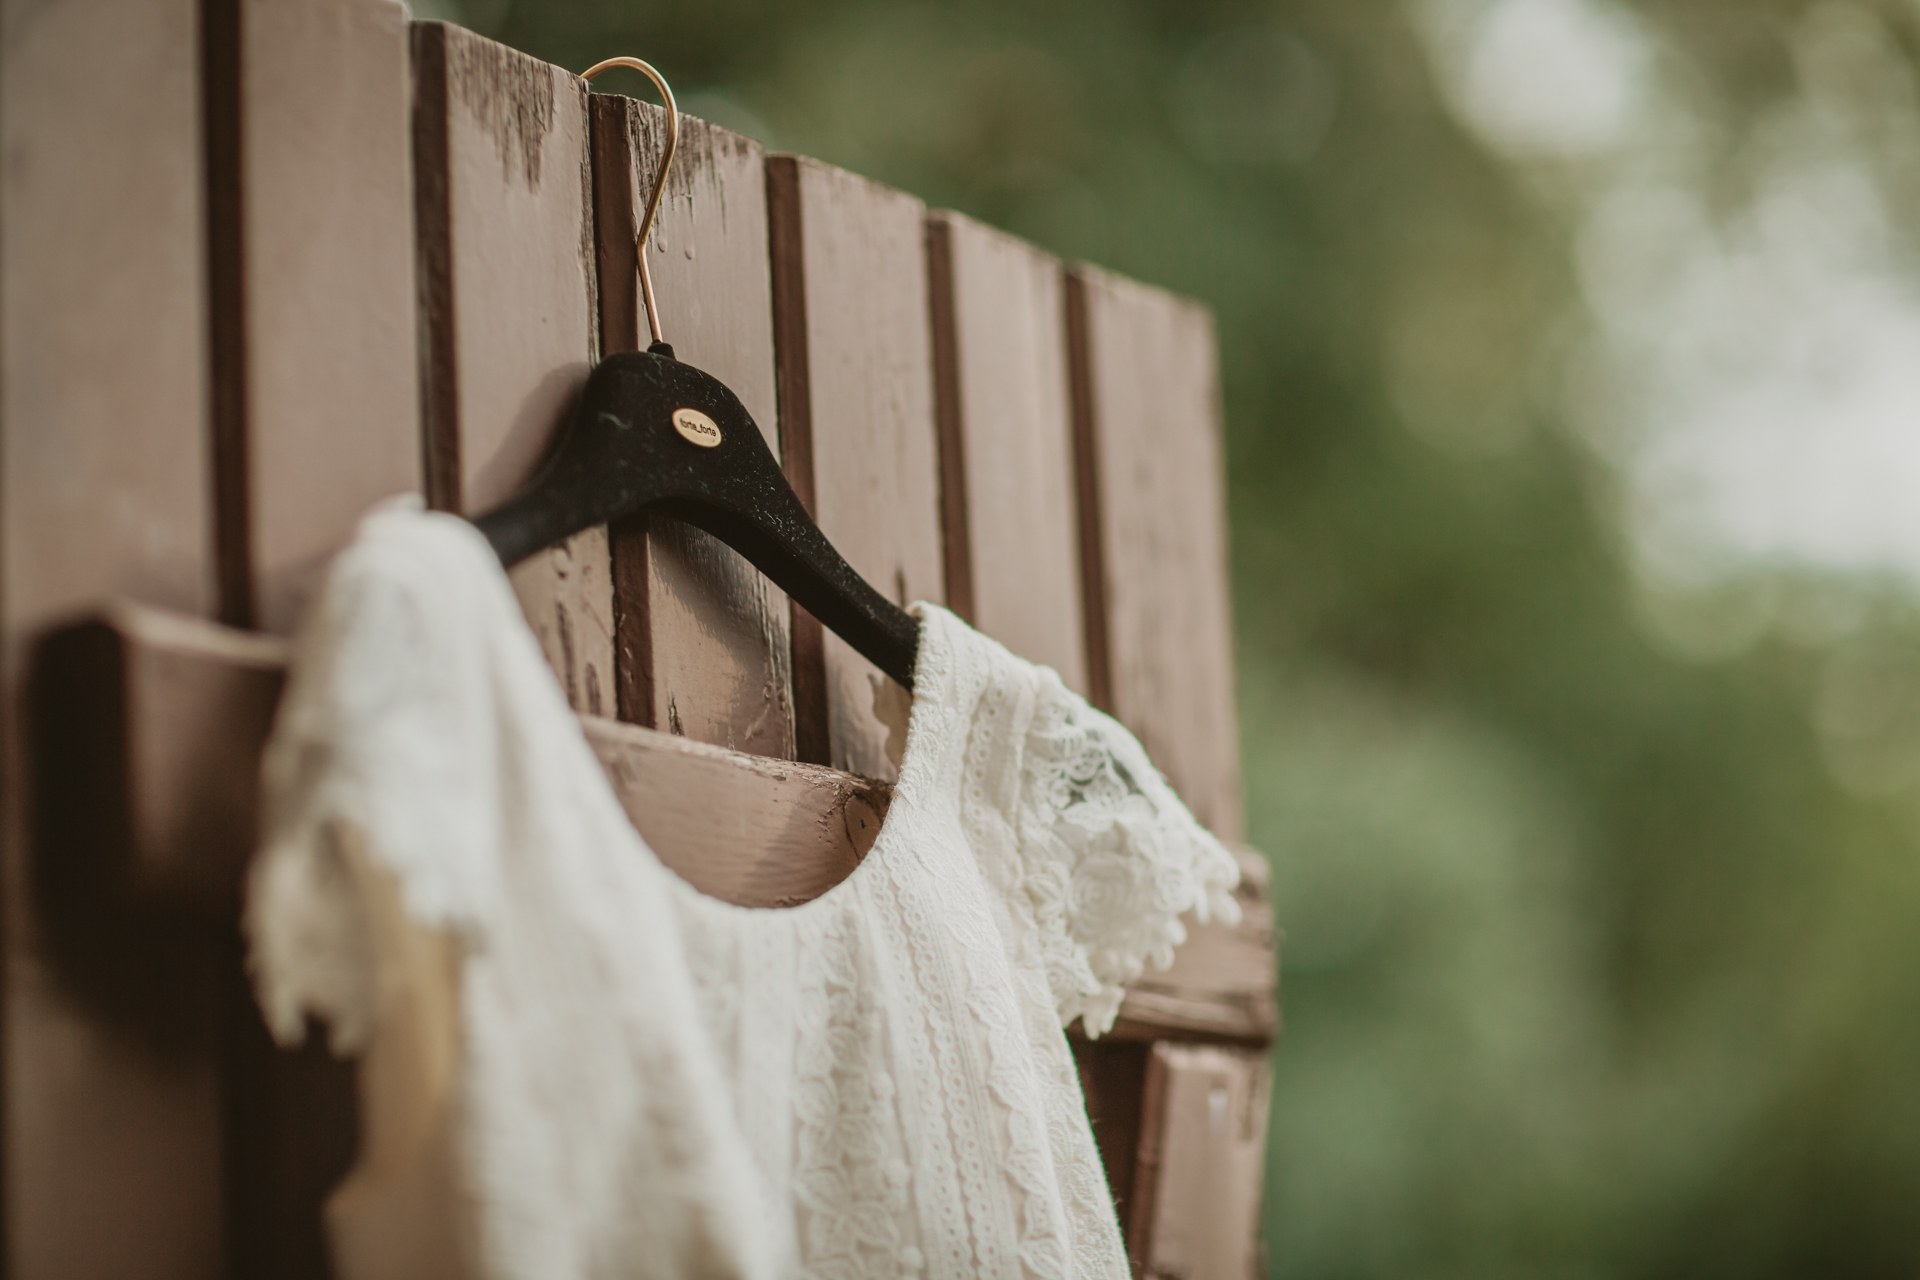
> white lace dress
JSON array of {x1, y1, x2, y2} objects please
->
[{"x1": 247, "y1": 504, "x2": 1240, "y2": 1280}]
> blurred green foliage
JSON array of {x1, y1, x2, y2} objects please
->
[{"x1": 455, "y1": 0, "x2": 1920, "y2": 1273}]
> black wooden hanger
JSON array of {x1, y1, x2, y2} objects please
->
[{"x1": 470, "y1": 57, "x2": 919, "y2": 692}]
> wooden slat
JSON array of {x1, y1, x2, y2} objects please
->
[
  {"x1": 30, "y1": 608, "x2": 287, "y2": 916},
  {"x1": 592, "y1": 97, "x2": 795, "y2": 756},
  {"x1": 1067, "y1": 266, "x2": 1243, "y2": 841},
  {"x1": 585, "y1": 718, "x2": 885, "y2": 906},
  {"x1": 1130, "y1": 1043, "x2": 1271, "y2": 1279},
  {"x1": 51, "y1": 593, "x2": 1271, "y2": 1032},
  {"x1": 233, "y1": 0, "x2": 421, "y2": 633},
  {"x1": 927, "y1": 211, "x2": 1088, "y2": 692},
  {"x1": 768, "y1": 156, "x2": 944, "y2": 776},
  {"x1": 213, "y1": 8, "x2": 411, "y2": 1270},
  {"x1": 31, "y1": 605, "x2": 883, "y2": 913},
  {"x1": 0, "y1": 0, "x2": 223, "y2": 1274},
  {"x1": 413, "y1": 23, "x2": 613, "y2": 716}
]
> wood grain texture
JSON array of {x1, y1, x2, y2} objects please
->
[
  {"x1": 237, "y1": 0, "x2": 421, "y2": 633},
  {"x1": 766, "y1": 156, "x2": 944, "y2": 778},
  {"x1": 927, "y1": 211, "x2": 1087, "y2": 693},
  {"x1": 592, "y1": 96, "x2": 794, "y2": 756},
  {"x1": 1131, "y1": 1043, "x2": 1271, "y2": 1280},
  {"x1": 413, "y1": 23, "x2": 612, "y2": 716},
  {"x1": 1068, "y1": 265, "x2": 1243, "y2": 842},
  {"x1": 1, "y1": 0, "x2": 223, "y2": 1274}
]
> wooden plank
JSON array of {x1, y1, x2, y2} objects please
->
[
  {"x1": 592, "y1": 96, "x2": 794, "y2": 756},
  {"x1": 222, "y1": 7, "x2": 412, "y2": 1272},
  {"x1": 767, "y1": 156, "x2": 944, "y2": 776},
  {"x1": 1130, "y1": 1043, "x2": 1271, "y2": 1280},
  {"x1": 1067, "y1": 266, "x2": 1243, "y2": 841},
  {"x1": 31, "y1": 605, "x2": 883, "y2": 913},
  {"x1": 413, "y1": 23, "x2": 613, "y2": 716},
  {"x1": 927, "y1": 211, "x2": 1088, "y2": 692},
  {"x1": 30, "y1": 607, "x2": 288, "y2": 917},
  {"x1": 0, "y1": 0, "x2": 224, "y2": 1273},
  {"x1": 584, "y1": 717, "x2": 885, "y2": 906},
  {"x1": 231, "y1": 0, "x2": 421, "y2": 634},
  {"x1": 39, "y1": 601, "x2": 1270, "y2": 1025}
]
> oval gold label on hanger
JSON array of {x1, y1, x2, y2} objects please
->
[{"x1": 671, "y1": 407, "x2": 722, "y2": 448}]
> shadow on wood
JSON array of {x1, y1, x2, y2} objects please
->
[{"x1": 27, "y1": 607, "x2": 276, "y2": 1063}]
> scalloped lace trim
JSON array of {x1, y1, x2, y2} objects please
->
[
  {"x1": 915, "y1": 606, "x2": 1242, "y2": 1039},
  {"x1": 1019, "y1": 675, "x2": 1241, "y2": 1036}
]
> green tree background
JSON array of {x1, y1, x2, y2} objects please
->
[{"x1": 433, "y1": 0, "x2": 1920, "y2": 1272}]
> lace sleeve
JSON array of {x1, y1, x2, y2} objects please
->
[
  {"x1": 247, "y1": 504, "x2": 515, "y2": 1052},
  {"x1": 1014, "y1": 670, "x2": 1241, "y2": 1037}
]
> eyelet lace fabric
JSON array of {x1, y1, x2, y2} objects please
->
[{"x1": 246, "y1": 505, "x2": 1239, "y2": 1280}]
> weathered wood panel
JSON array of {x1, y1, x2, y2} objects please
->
[
  {"x1": 414, "y1": 23, "x2": 612, "y2": 716},
  {"x1": 1067, "y1": 266, "x2": 1242, "y2": 841},
  {"x1": 0, "y1": 0, "x2": 223, "y2": 1274},
  {"x1": 593, "y1": 96, "x2": 794, "y2": 756},
  {"x1": 927, "y1": 211, "x2": 1087, "y2": 693},
  {"x1": 235, "y1": 0, "x2": 421, "y2": 634},
  {"x1": 768, "y1": 156, "x2": 944, "y2": 777},
  {"x1": 1131, "y1": 1043, "x2": 1271, "y2": 1280}
]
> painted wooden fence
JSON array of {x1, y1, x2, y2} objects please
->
[{"x1": 0, "y1": 2, "x2": 1275, "y2": 1276}]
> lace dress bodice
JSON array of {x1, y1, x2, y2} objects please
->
[{"x1": 247, "y1": 504, "x2": 1240, "y2": 1280}]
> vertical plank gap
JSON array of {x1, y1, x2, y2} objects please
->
[
  {"x1": 591, "y1": 96, "x2": 640, "y2": 357},
  {"x1": 926, "y1": 217, "x2": 974, "y2": 625},
  {"x1": 204, "y1": 0, "x2": 252, "y2": 628},
  {"x1": 590, "y1": 94, "x2": 656, "y2": 726},
  {"x1": 767, "y1": 155, "x2": 829, "y2": 765},
  {"x1": 223, "y1": 946, "x2": 358, "y2": 1280},
  {"x1": 1072, "y1": 1036, "x2": 1152, "y2": 1258},
  {"x1": 410, "y1": 23, "x2": 460, "y2": 514},
  {"x1": 1124, "y1": 1044, "x2": 1173, "y2": 1276},
  {"x1": 1065, "y1": 269, "x2": 1113, "y2": 713}
]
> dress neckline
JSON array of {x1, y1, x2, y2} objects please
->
[{"x1": 639, "y1": 605, "x2": 942, "y2": 921}]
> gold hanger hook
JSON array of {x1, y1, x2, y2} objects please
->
[{"x1": 581, "y1": 56, "x2": 678, "y2": 347}]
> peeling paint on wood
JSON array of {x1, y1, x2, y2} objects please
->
[
  {"x1": 414, "y1": 22, "x2": 611, "y2": 717},
  {"x1": 444, "y1": 25, "x2": 555, "y2": 189}
]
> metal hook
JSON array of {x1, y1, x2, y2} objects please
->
[{"x1": 581, "y1": 57, "x2": 678, "y2": 347}]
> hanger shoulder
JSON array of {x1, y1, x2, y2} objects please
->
[{"x1": 473, "y1": 349, "x2": 919, "y2": 691}]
